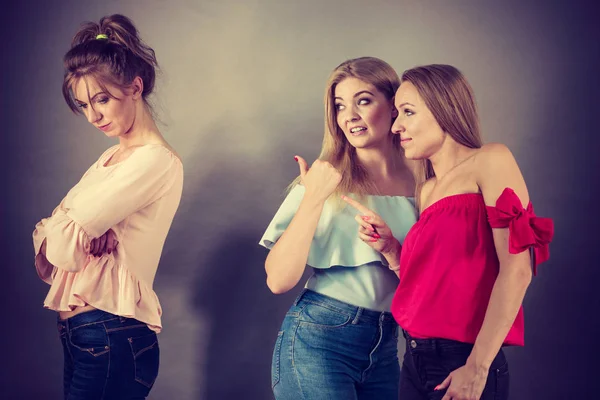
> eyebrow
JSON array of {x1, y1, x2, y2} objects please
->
[
  {"x1": 74, "y1": 91, "x2": 106, "y2": 104},
  {"x1": 397, "y1": 102, "x2": 415, "y2": 108},
  {"x1": 334, "y1": 90, "x2": 375, "y2": 101}
]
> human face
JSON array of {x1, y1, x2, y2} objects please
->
[
  {"x1": 391, "y1": 81, "x2": 445, "y2": 160},
  {"x1": 334, "y1": 77, "x2": 396, "y2": 150},
  {"x1": 72, "y1": 76, "x2": 139, "y2": 137}
]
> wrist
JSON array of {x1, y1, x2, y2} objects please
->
[
  {"x1": 466, "y1": 353, "x2": 492, "y2": 373},
  {"x1": 382, "y1": 240, "x2": 401, "y2": 268},
  {"x1": 302, "y1": 190, "x2": 328, "y2": 208}
]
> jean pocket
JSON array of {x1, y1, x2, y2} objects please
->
[
  {"x1": 69, "y1": 323, "x2": 110, "y2": 357},
  {"x1": 271, "y1": 331, "x2": 284, "y2": 389},
  {"x1": 492, "y1": 361, "x2": 510, "y2": 400},
  {"x1": 128, "y1": 333, "x2": 160, "y2": 389},
  {"x1": 298, "y1": 302, "x2": 352, "y2": 329}
]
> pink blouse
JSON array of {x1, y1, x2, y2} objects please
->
[{"x1": 32, "y1": 144, "x2": 183, "y2": 333}]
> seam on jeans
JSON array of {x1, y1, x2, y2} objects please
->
[
  {"x1": 100, "y1": 322, "x2": 110, "y2": 399},
  {"x1": 69, "y1": 317, "x2": 120, "y2": 333},
  {"x1": 290, "y1": 317, "x2": 306, "y2": 400},
  {"x1": 105, "y1": 323, "x2": 147, "y2": 333},
  {"x1": 351, "y1": 307, "x2": 363, "y2": 325},
  {"x1": 360, "y1": 316, "x2": 385, "y2": 382},
  {"x1": 300, "y1": 298, "x2": 350, "y2": 316}
]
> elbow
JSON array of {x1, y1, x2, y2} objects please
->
[
  {"x1": 266, "y1": 276, "x2": 292, "y2": 295},
  {"x1": 500, "y1": 261, "x2": 532, "y2": 289}
]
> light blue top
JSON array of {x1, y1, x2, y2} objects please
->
[{"x1": 259, "y1": 185, "x2": 418, "y2": 312}]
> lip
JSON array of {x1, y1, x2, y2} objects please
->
[
  {"x1": 97, "y1": 123, "x2": 112, "y2": 132},
  {"x1": 349, "y1": 126, "x2": 368, "y2": 136},
  {"x1": 400, "y1": 138, "x2": 412, "y2": 146}
]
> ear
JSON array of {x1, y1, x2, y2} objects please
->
[{"x1": 131, "y1": 76, "x2": 144, "y2": 100}]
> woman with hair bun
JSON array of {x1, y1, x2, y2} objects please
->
[{"x1": 32, "y1": 14, "x2": 183, "y2": 399}]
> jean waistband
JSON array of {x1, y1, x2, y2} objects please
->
[
  {"x1": 294, "y1": 289, "x2": 396, "y2": 325},
  {"x1": 56, "y1": 309, "x2": 148, "y2": 333},
  {"x1": 402, "y1": 330, "x2": 475, "y2": 353}
]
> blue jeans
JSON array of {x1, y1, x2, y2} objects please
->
[
  {"x1": 399, "y1": 331, "x2": 509, "y2": 400},
  {"x1": 57, "y1": 309, "x2": 160, "y2": 400},
  {"x1": 272, "y1": 289, "x2": 400, "y2": 399}
]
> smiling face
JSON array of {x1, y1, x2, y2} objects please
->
[
  {"x1": 72, "y1": 76, "x2": 141, "y2": 137},
  {"x1": 391, "y1": 81, "x2": 446, "y2": 160},
  {"x1": 333, "y1": 77, "x2": 397, "y2": 150}
]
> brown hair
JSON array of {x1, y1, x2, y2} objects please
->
[
  {"x1": 291, "y1": 57, "x2": 401, "y2": 200},
  {"x1": 400, "y1": 64, "x2": 482, "y2": 183},
  {"x1": 62, "y1": 14, "x2": 158, "y2": 113}
]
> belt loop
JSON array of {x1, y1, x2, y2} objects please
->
[
  {"x1": 352, "y1": 307, "x2": 363, "y2": 325},
  {"x1": 293, "y1": 288, "x2": 308, "y2": 306}
]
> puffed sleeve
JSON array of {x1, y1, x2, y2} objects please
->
[{"x1": 38, "y1": 145, "x2": 182, "y2": 273}]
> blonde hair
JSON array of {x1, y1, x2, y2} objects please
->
[
  {"x1": 400, "y1": 64, "x2": 482, "y2": 184},
  {"x1": 290, "y1": 57, "x2": 401, "y2": 201}
]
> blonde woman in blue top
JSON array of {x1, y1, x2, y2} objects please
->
[{"x1": 260, "y1": 57, "x2": 418, "y2": 399}]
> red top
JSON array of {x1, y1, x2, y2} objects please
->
[{"x1": 391, "y1": 188, "x2": 554, "y2": 346}]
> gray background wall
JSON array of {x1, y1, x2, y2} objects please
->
[{"x1": 2, "y1": 0, "x2": 598, "y2": 399}]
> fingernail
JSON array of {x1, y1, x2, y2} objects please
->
[
  {"x1": 370, "y1": 238, "x2": 377, "y2": 242},
  {"x1": 434, "y1": 385, "x2": 440, "y2": 391},
  {"x1": 362, "y1": 216, "x2": 370, "y2": 221},
  {"x1": 373, "y1": 233, "x2": 380, "y2": 238},
  {"x1": 294, "y1": 156, "x2": 298, "y2": 161}
]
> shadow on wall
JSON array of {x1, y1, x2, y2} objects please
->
[{"x1": 186, "y1": 153, "x2": 310, "y2": 400}]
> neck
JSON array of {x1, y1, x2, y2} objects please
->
[
  {"x1": 429, "y1": 135, "x2": 475, "y2": 180},
  {"x1": 118, "y1": 103, "x2": 162, "y2": 149},
  {"x1": 355, "y1": 140, "x2": 403, "y2": 181}
]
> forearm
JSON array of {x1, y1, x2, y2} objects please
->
[
  {"x1": 468, "y1": 265, "x2": 532, "y2": 370},
  {"x1": 265, "y1": 195, "x2": 325, "y2": 294}
]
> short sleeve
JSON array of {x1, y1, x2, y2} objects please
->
[{"x1": 259, "y1": 185, "x2": 305, "y2": 249}]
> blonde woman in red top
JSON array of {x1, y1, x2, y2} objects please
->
[{"x1": 343, "y1": 64, "x2": 554, "y2": 400}]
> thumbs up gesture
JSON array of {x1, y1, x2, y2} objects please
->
[{"x1": 295, "y1": 155, "x2": 342, "y2": 204}]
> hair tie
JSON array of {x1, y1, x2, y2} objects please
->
[{"x1": 96, "y1": 34, "x2": 109, "y2": 40}]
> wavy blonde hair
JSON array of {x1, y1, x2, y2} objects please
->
[{"x1": 290, "y1": 57, "x2": 402, "y2": 201}]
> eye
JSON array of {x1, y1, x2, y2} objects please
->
[
  {"x1": 404, "y1": 108, "x2": 414, "y2": 116},
  {"x1": 335, "y1": 103, "x2": 345, "y2": 111},
  {"x1": 358, "y1": 98, "x2": 371, "y2": 106},
  {"x1": 97, "y1": 97, "x2": 109, "y2": 104},
  {"x1": 77, "y1": 103, "x2": 87, "y2": 109}
]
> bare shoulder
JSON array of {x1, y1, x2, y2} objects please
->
[
  {"x1": 474, "y1": 143, "x2": 528, "y2": 205},
  {"x1": 474, "y1": 143, "x2": 517, "y2": 169}
]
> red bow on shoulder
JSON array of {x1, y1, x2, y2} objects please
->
[{"x1": 486, "y1": 188, "x2": 554, "y2": 275}]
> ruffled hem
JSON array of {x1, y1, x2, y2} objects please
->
[{"x1": 42, "y1": 256, "x2": 163, "y2": 333}]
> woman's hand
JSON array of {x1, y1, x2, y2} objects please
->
[
  {"x1": 89, "y1": 229, "x2": 119, "y2": 257},
  {"x1": 295, "y1": 156, "x2": 342, "y2": 204},
  {"x1": 437, "y1": 362, "x2": 488, "y2": 400},
  {"x1": 341, "y1": 195, "x2": 401, "y2": 268}
]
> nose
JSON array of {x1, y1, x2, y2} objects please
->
[
  {"x1": 345, "y1": 106, "x2": 360, "y2": 124},
  {"x1": 391, "y1": 117, "x2": 404, "y2": 135},
  {"x1": 85, "y1": 106, "x2": 102, "y2": 125}
]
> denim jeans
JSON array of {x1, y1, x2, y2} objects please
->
[
  {"x1": 271, "y1": 289, "x2": 400, "y2": 399},
  {"x1": 57, "y1": 309, "x2": 160, "y2": 400},
  {"x1": 399, "y1": 331, "x2": 509, "y2": 400}
]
